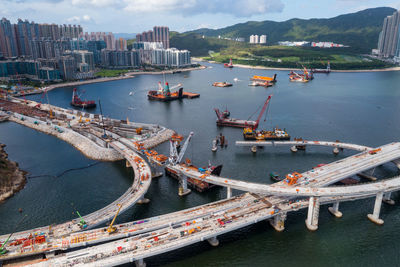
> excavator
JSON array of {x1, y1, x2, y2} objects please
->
[{"x1": 106, "y1": 204, "x2": 122, "y2": 234}]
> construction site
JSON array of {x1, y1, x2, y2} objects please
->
[{"x1": 0, "y1": 93, "x2": 400, "y2": 266}]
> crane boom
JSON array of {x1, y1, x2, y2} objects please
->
[
  {"x1": 176, "y1": 132, "x2": 194, "y2": 164},
  {"x1": 107, "y1": 204, "x2": 122, "y2": 233},
  {"x1": 254, "y1": 95, "x2": 272, "y2": 129}
]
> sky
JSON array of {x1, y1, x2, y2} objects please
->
[{"x1": 0, "y1": 0, "x2": 399, "y2": 34}]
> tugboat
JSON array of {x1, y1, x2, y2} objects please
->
[
  {"x1": 70, "y1": 88, "x2": 96, "y2": 108},
  {"x1": 312, "y1": 61, "x2": 331, "y2": 74},
  {"x1": 224, "y1": 58, "x2": 233, "y2": 68}
]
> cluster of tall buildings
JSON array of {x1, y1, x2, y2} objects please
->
[
  {"x1": 249, "y1": 34, "x2": 267, "y2": 44},
  {"x1": 100, "y1": 42, "x2": 191, "y2": 68},
  {"x1": 377, "y1": 9, "x2": 400, "y2": 62},
  {"x1": 0, "y1": 19, "x2": 191, "y2": 82},
  {"x1": 136, "y1": 26, "x2": 170, "y2": 48}
]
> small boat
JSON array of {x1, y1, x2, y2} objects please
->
[
  {"x1": 129, "y1": 92, "x2": 134, "y2": 96},
  {"x1": 233, "y1": 78, "x2": 239, "y2": 82},
  {"x1": 269, "y1": 172, "x2": 282, "y2": 182},
  {"x1": 212, "y1": 82, "x2": 232, "y2": 87},
  {"x1": 211, "y1": 139, "x2": 218, "y2": 152}
]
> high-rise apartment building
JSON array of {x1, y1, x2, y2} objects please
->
[
  {"x1": 136, "y1": 26, "x2": 170, "y2": 48},
  {"x1": 0, "y1": 18, "x2": 18, "y2": 58},
  {"x1": 153, "y1": 26, "x2": 169, "y2": 48},
  {"x1": 115, "y1": 38, "x2": 127, "y2": 51},
  {"x1": 378, "y1": 10, "x2": 400, "y2": 58},
  {"x1": 249, "y1": 35, "x2": 259, "y2": 44},
  {"x1": 260, "y1": 35, "x2": 267, "y2": 44}
]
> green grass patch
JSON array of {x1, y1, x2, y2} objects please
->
[{"x1": 95, "y1": 69, "x2": 131, "y2": 77}]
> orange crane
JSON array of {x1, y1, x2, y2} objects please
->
[{"x1": 107, "y1": 204, "x2": 122, "y2": 233}]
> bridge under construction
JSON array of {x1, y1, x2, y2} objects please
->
[{"x1": 0, "y1": 96, "x2": 400, "y2": 266}]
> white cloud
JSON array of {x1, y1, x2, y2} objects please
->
[
  {"x1": 67, "y1": 15, "x2": 81, "y2": 22},
  {"x1": 82, "y1": 14, "x2": 91, "y2": 21}
]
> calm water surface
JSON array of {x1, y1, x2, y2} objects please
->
[{"x1": 1, "y1": 62, "x2": 400, "y2": 266}]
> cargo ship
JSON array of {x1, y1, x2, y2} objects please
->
[
  {"x1": 215, "y1": 95, "x2": 271, "y2": 128},
  {"x1": 147, "y1": 82, "x2": 200, "y2": 101},
  {"x1": 212, "y1": 82, "x2": 232, "y2": 87},
  {"x1": 251, "y1": 74, "x2": 277, "y2": 83},
  {"x1": 165, "y1": 163, "x2": 223, "y2": 192},
  {"x1": 70, "y1": 88, "x2": 96, "y2": 108}
]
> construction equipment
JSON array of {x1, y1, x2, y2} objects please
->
[
  {"x1": 44, "y1": 89, "x2": 53, "y2": 119},
  {"x1": 169, "y1": 132, "x2": 194, "y2": 165},
  {"x1": 106, "y1": 204, "x2": 122, "y2": 233},
  {"x1": 0, "y1": 214, "x2": 27, "y2": 255},
  {"x1": 73, "y1": 209, "x2": 87, "y2": 229}
]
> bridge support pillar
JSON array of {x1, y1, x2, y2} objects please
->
[
  {"x1": 306, "y1": 196, "x2": 320, "y2": 231},
  {"x1": 269, "y1": 212, "x2": 286, "y2": 232},
  {"x1": 227, "y1": 186, "x2": 232, "y2": 199},
  {"x1": 137, "y1": 196, "x2": 150, "y2": 204},
  {"x1": 135, "y1": 258, "x2": 146, "y2": 267},
  {"x1": 126, "y1": 160, "x2": 131, "y2": 168},
  {"x1": 178, "y1": 174, "x2": 191, "y2": 196},
  {"x1": 45, "y1": 251, "x2": 56, "y2": 259},
  {"x1": 207, "y1": 236, "x2": 219, "y2": 247},
  {"x1": 367, "y1": 192, "x2": 384, "y2": 225},
  {"x1": 328, "y1": 202, "x2": 342, "y2": 218},
  {"x1": 383, "y1": 192, "x2": 395, "y2": 205},
  {"x1": 333, "y1": 147, "x2": 339, "y2": 155},
  {"x1": 151, "y1": 164, "x2": 163, "y2": 179},
  {"x1": 251, "y1": 146, "x2": 257, "y2": 153},
  {"x1": 290, "y1": 146, "x2": 297, "y2": 153}
]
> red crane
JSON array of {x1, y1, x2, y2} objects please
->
[{"x1": 253, "y1": 94, "x2": 272, "y2": 129}]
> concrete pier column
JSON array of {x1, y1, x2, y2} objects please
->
[
  {"x1": 251, "y1": 146, "x2": 257, "y2": 153},
  {"x1": 290, "y1": 146, "x2": 297, "y2": 153},
  {"x1": 383, "y1": 192, "x2": 395, "y2": 205},
  {"x1": 137, "y1": 195, "x2": 150, "y2": 204},
  {"x1": 269, "y1": 212, "x2": 286, "y2": 232},
  {"x1": 367, "y1": 192, "x2": 384, "y2": 225},
  {"x1": 151, "y1": 164, "x2": 163, "y2": 179},
  {"x1": 207, "y1": 236, "x2": 219, "y2": 247},
  {"x1": 135, "y1": 258, "x2": 146, "y2": 267},
  {"x1": 333, "y1": 147, "x2": 339, "y2": 155},
  {"x1": 227, "y1": 187, "x2": 232, "y2": 199},
  {"x1": 305, "y1": 196, "x2": 320, "y2": 231},
  {"x1": 178, "y1": 174, "x2": 191, "y2": 196},
  {"x1": 328, "y1": 201, "x2": 342, "y2": 218}
]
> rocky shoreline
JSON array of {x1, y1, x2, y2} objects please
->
[{"x1": 0, "y1": 144, "x2": 27, "y2": 202}]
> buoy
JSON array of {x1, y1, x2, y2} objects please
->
[
  {"x1": 290, "y1": 146, "x2": 298, "y2": 153},
  {"x1": 333, "y1": 147, "x2": 339, "y2": 155},
  {"x1": 251, "y1": 146, "x2": 257, "y2": 153}
]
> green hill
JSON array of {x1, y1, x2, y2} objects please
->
[{"x1": 186, "y1": 7, "x2": 396, "y2": 53}]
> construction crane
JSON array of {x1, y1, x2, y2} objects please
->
[
  {"x1": 76, "y1": 210, "x2": 87, "y2": 229},
  {"x1": 44, "y1": 89, "x2": 53, "y2": 119},
  {"x1": 169, "y1": 132, "x2": 194, "y2": 165},
  {"x1": 107, "y1": 204, "x2": 122, "y2": 233},
  {"x1": 0, "y1": 214, "x2": 27, "y2": 255}
]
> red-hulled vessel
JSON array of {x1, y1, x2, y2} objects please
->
[{"x1": 71, "y1": 88, "x2": 96, "y2": 108}]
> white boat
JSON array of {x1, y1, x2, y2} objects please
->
[{"x1": 129, "y1": 92, "x2": 134, "y2": 96}]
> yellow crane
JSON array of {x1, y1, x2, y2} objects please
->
[{"x1": 107, "y1": 204, "x2": 122, "y2": 233}]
